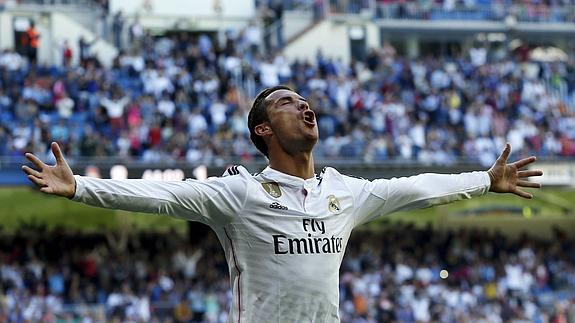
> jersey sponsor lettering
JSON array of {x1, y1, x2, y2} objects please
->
[
  {"x1": 272, "y1": 218, "x2": 343, "y2": 255},
  {"x1": 273, "y1": 234, "x2": 343, "y2": 255}
]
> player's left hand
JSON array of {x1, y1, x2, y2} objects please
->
[{"x1": 487, "y1": 143, "x2": 543, "y2": 199}]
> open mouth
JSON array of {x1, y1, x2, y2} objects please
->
[{"x1": 303, "y1": 111, "x2": 316, "y2": 126}]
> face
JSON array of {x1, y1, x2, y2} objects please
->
[{"x1": 258, "y1": 89, "x2": 319, "y2": 155}]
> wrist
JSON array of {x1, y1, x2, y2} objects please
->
[
  {"x1": 487, "y1": 170, "x2": 495, "y2": 191},
  {"x1": 67, "y1": 177, "x2": 77, "y2": 199}
]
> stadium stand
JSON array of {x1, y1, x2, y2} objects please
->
[
  {"x1": 0, "y1": 32, "x2": 574, "y2": 166},
  {"x1": 0, "y1": 224, "x2": 573, "y2": 321}
]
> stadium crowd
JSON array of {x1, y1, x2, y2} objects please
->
[
  {"x1": 0, "y1": 223, "x2": 573, "y2": 322},
  {"x1": 0, "y1": 29, "x2": 574, "y2": 166}
]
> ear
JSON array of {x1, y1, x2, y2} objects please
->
[{"x1": 254, "y1": 123, "x2": 272, "y2": 137}]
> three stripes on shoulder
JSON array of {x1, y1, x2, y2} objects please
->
[{"x1": 224, "y1": 165, "x2": 241, "y2": 177}]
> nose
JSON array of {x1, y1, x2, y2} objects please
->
[{"x1": 298, "y1": 100, "x2": 310, "y2": 111}]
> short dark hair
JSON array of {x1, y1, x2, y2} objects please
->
[{"x1": 248, "y1": 85, "x2": 293, "y2": 158}]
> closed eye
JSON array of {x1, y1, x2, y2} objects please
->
[{"x1": 277, "y1": 96, "x2": 307, "y2": 106}]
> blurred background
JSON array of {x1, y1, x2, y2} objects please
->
[{"x1": 0, "y1": 0, "x2": 574, "y2": 321}]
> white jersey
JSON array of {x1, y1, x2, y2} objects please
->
[{"x1": 72, "y1": 166, "x2": 490, "y2": 322}]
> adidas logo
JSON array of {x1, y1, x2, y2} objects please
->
[{"x1": 269, "y1": 202, "x2": 288, "y2": 210}]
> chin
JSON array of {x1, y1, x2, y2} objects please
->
[
  {"x1": 301, "y1": 137, "x2": 318, "y2": 151},
  {"x1": 305, "y1": 129, "x2": 319, "y2": 141}
]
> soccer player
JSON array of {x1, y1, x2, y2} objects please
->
[{"x1": 22, "y1": 85, "x2": 542, "y2": 322}]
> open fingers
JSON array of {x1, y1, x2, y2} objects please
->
[
  {"x1": 22, "y1": 165, "x2": 42, "y2": 178},
  {"x1": 518, "y1": 170, "x2": 543, "y2": 178},
  {"x1": 27, "y1": 175, "x2": 46, "y2": 187},
  {"x1": 25, "y1": 153, "x2": 46, "y2": 170},
  {"x1": 40, "y1": 186, "x2": 54, "y2": 194},
  {"x1": 513, "y1": 156, "x2": 537, "y2": 169},
  {"x1": 51, "y1": 142, "x2": 67, "y2": 165},
  {"x1": 517, "y1": 180, "x2": 541, "y2": 188},
  {"x1": 513, "y1": 188, "x2": 533, "y2": 199},
  {"x1": 496, "y1": 143, "x2": 511, "y2": 164}
]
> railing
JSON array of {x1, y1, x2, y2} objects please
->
[
  {"x1": 327, "y1": 0, "x2": 575, "y2": 23},
  {"x1": 4, "y1": 0, "x2": 105, "y2": 34},
  {"x1": 8, "y1": 155, "x2": 575, "y2": 167},
  {"x1": 12, "y1": 0, "x2": 95, "y2": 6},
  {"x1": 9, "y1": 0, "x2": 575, "y2": 23},
  {"x1": 2, "y1": 155, "x2": 488, "y2": 169},
  {"x1": 261, "y1": 0, "x2": 326, "y2": 53},
  {"x1": 4, "y1": 0, "x2": 101, "y2": 12},
  {"x1": 373, "y1": 3, "x2": 503, "y2": 21}
]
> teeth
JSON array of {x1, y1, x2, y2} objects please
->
[{"x1": 304, "y1": 113, "x2": 314, "y2": 122}]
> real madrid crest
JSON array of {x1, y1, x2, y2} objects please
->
[
  {"x1": 261, "y1": 182, "x2": 282, "y2": 198},
  {"x1": 327, "y1": 195, "x2": 341, "y2": 213}
]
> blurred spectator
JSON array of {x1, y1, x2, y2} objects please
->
[
  {"x1": 0, "y1": 223, "x2": 573, "y2": 322},
  {"x1": 78, "y1": 36, "x2": 98, "y2": 65},
  {"x1": 24, "y1": 20, "x2": 40, "y2": 65},
  {"x1": 129, "y1": 15, "x2": 144, "y2": 51},
  {"x1": 112, "y1": 10, "x2": 125, "y2": 50},
  {"x1": 61, "y1": 39, "x2": 73, "y2": 67}
]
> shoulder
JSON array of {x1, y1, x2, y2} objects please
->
[
  {"x1": 316, "y1": 166, "x2": 340, "y2": 180},
  {"x1": 178, "y1": 165, "x2": 254, "y2": 203},
  {"x1": 222, "y1": 165, "x2": 244, "y2": 177},
  {"x1": 317, "y1": 166, "x2": 367, "y2": 183},
  {"x1": 183, "y1": 165, "x2": 253, "y2": 190},
  {"x1": 318, "y1": 167, "x2": 375, "y2": 194},
  {"x1": 211, "y1": 165, "x2": 253, "y2": 182},
  {"x1": 212, "y1": 165, "x2": 260, "y2": 190}
]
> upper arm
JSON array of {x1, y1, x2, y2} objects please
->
[{"x1": 342, "y1": 175, "x2": 389, "y2": 227}]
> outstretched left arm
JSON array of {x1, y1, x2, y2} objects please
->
[
  {"x1": 487, "y1": 143, "x2": 543, "y2": 199},
  {"x1": 349, "y1": 143, "x2": 543, "y2": 226}
]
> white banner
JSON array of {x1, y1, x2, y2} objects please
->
[
  {"x1": 110, "y1": 0, "x2": 255, "y2": 18},
  {"x1": 531, "y1": 163, "x2": 575, "y2": 187}
]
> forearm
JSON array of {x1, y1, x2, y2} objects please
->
[
  {"x1": 382, "y1": 171, "x2": 491, "y2": 213},
  {"x1": 72, "y1": 175, "x2": 191, "y2": 216}
]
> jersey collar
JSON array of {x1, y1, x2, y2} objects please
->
[{"x1": 260, "y1": 166, "x2": 319, "y2": 188}]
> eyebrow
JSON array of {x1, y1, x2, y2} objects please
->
[{"x1": 277, "y1": 95, "x2": 307, "y2": 103}]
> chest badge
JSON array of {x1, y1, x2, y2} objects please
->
[
  {"x1": 261, "y1": 182, "x2": 282, "y2": 198},
  {"x1": 328, "y1": 195, "x2": 341, "y2": 213}
]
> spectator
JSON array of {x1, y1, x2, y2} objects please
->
[
  {"x1": 270, "y1": 0, "x2": 284, "y2": 48},
  {"x1": 24, "y1": 20, "x2": 40, "y2": 65},
  {"x1": 128, "y1": 15, "x2": 144, "y2": 50},
  {"x1": 100, "y1": 89, "x2": 129, "y2": 134},
  {"x1": 112, "y1": 10, "x2": 124, "y2": 50},
  {"x1": 243, "y1": 20, "x2": 262, "y2": 55},
  {"x1": 78, "y1": 36, "x2": 98, "y2": 65},
  {"x1": 61, "y1": 39, "x2": 73, "y2": 67}
]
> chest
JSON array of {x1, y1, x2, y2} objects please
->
[{"x1": 229, "y1": 181, "x2": 355, "y2": 243}]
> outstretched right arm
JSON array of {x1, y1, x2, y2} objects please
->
[{"x1": 22, "y1": 142, "x2": 245, "y2": 225}]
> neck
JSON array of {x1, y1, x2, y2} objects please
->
[{"x1": 268, "y1": 151, "x2": 315, "y2": 180}]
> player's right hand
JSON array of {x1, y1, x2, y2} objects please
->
[{"x1": 22, "y1": 142, "x2": 76, "y2": 198}]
